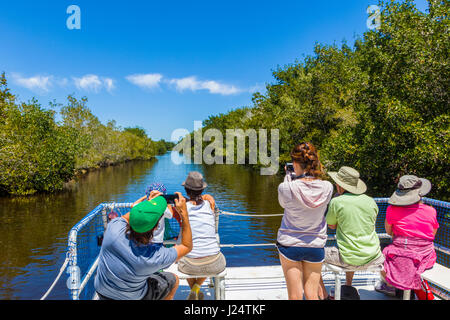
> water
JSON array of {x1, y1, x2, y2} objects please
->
[{"x1": 0, "y1": 152, "x2": 285, "y2": 299}]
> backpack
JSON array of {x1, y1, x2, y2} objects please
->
[{"x1": 341, "y1": 285, "x2": 360, "y2": 300}]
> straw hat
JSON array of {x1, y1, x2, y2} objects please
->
[
  {"x1": 328, "y1": 166, "x2": 367, "y2": 195},
  {"x1": 388, "y1": 175, "x2": 431, "y2": 206}
]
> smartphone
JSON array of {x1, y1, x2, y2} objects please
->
[
  {"x1": 286, "y1": 163, "x2": 294, "y2": 173},
  {"x1": 161, "y1": 194, "x2": 179, "y2": 205}
]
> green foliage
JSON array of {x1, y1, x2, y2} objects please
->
[
  {"x1": 322, "y1": 0, "x2": 449, "y2": 200},
  {"x1": 0, "y1": 89, "x2": 75, "y2": 195},
  {"x1": 155, "y1": 139, "x2": 176, "y2": 155},
  {"x1": 0, "y1": 75, "x2": 166, "y2": 196},
  {"x1": 185, "y1": 0, "x2": 449, "y2": 200},
  {"x1": 123, "y1": 126, "x2": 148, "y2": 139}
]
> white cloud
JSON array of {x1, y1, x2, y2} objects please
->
[
  {"x1": 72, "y1": 74, "x2": 116, "y2": 93},
  {"x1": 11, "y1": 73, "x2": 53, "y2": 92},
  {"x1": 126, "y1": 73, "x2": 163, "y2": 89},
  {"x1": 103, "y1": 78, "x2": 116, "y2": 92},
  {"x1": 73, "y1": 74, "x2": 101, "y2": 92},
  {"x1": 10, "y1": 71, "x2": 255, "y2": 96},
  {"x1": 167, "y1": 76, "x2": 241, "y2": 95}
]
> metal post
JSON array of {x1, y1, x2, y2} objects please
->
[
  {"x1": 403, "y1": 290, "x2": 411, "y2": 300},
  {"x1": 219, "y1": 277, "x2": 225, "y2": 300},
  {"x1": 214, "y1": 276, "x2": 220, "y2": 300},
  {"x1": 335, "y1": 273, "x2": 341, "y2": 300},
  {"x1": 213, "y1": 276, "x2": 225, "y2": 300}
]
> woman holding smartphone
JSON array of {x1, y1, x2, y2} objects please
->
[{"x1": 276, "y1": 142, "x2": 333, "y2": 300}]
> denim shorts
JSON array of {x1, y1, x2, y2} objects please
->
[{"x1": 276, "y1": 242, "x2": 325, "y2": 263}]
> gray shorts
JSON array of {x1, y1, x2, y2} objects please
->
[
  {"x1": 178, "y1": 252, "x2": 226, "y2": 275},
  {"x1": 324, "y1": 246, "x2": 385, "y2": 271},
  {"x1": 142, "y1": 271, "x2": 177, "y2": 300},
  {"x1": 96, "y1": 271, "x2": 177, "y2": 300}
]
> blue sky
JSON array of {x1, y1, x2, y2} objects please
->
[{"x1": 0, "y1": 0, "x2": 429, "y2": 141}]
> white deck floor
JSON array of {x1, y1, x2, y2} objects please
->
[{"x1": 173, "y1": 265, "x2": 399, "y2": 300}]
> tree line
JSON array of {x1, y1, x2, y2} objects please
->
[
  {"x1": 0, "y1": 75, "x2": 174, "y2": 196},
  {"x1": 180, "y1": 0, "x2": 449, "y2": 200}
]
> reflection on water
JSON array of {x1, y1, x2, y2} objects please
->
[{"x1": 0, "y1": 153, "x2": 285, "y2": 300}]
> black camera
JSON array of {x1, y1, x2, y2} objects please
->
[
  {"x1": 286, "y1": 163, "x2": 294, "y2": 173},
  {"x1": 161, "y1": 194, "x2": 179, "y2": 205}
]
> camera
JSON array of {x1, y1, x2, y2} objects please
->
[
  {"x1": 161, "y1": 194, "x2": 179, "y2": 205},
  {"x1": 286, "y1": 163, "x2": 294, "y2": 173}
]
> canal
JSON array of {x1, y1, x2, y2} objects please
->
[{"x1": 0, "y1": 152, "x2": 285, "y2": 299}]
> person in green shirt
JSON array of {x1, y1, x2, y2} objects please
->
[{"x1": 319, "y1": 167, "x2": 384, "y2": 300}]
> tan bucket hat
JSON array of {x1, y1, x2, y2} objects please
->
[
  {"x1": 388, "y1": 175, "x2": 431, "y2": 206},
  {"x1": 328, "y1": 166, "x2": 367, "y2": 195}
]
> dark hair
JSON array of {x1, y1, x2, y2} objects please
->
[
  {"x1": 126, "y1": 218, "x2": 161, "y2": 246},
  {"x1": 290, "y1": 142, "x2": 324, "y2": 178},
  {"x1": 184, "y1": 187, "x2": 204, "y2": 205}
]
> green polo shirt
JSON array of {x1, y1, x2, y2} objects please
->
[{"x1": 326, "y1": 193, "x2": 381, "y2": 266}]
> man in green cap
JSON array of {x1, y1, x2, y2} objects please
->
[
  {"x1": 94, "y1": 191, "x2": 192, "y2": 300},
  {"x1": 318, "y1": 167, "x2": 384, "y2": 299}
]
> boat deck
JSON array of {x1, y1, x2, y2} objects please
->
[{"x1": 172, "y1": 265, "x2": 399, "y2": 300}]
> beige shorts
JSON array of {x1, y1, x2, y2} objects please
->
[
  {"x1": 178, "y1": 252, "x2": 226, "y2": 275},
  {"x1": 324, "y1": 247, "x2": 385, "y2": 271}
]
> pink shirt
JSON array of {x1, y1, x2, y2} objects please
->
[{"x1": 386, "y1": 203, "x2": 439, "y2": 241}]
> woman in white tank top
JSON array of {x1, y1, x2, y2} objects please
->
[{"x1": 176, "y1": 171, "x2": 226, "y2": 300}]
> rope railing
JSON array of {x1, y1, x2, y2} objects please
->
[{"x1": 219, "y1": 210, "x2": 284, "y2": 218}]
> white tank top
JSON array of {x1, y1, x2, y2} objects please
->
[{"x1": 184, "y1": 200, "x2": 220, "y2": 258}]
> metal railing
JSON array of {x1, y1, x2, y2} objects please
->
[{"x1": 40, "y1": 197, "x2": 450, "y2": 300}]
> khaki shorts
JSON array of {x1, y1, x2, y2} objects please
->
[
  {"x1": 178, "y1": 252, "x2": 226, "y2": 275},
  {"x1": 324, "y1": 246, "x2": 385, "y2": 271}
]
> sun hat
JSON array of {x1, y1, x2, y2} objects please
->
[
  {"x1": 182, "y1": 171, "x2": 207, "y2": 191},
  {"x1": 145, "y1": 182, "x2": 167, "y2": 198},
  {"x1": 388, "y1": 175, "x2": 431, "y2": 206},
  {"x1": 129, "y1": 196, "x2": 168, "y2": 233},
  {"x1": 328, "y1": 166, "x2": 367, "y2": 195}
]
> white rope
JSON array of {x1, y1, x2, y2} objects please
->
[
  {"x1": 40, "y1": 257, "x2": 69, "y2": 300},
  {"x1": 219, "y1": 234, "x2": 391, "y2": 249},
  {"x1": 219, "y1": 210, "x2": 283, "y2": 217},
  {"x1": 221, "y1": 243, "x2": 276, "y2": 248},
  {"x1": 77, "y1": 257, "x2": 100, "y2": 298}
]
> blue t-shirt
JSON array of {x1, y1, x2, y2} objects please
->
[{"x1": 94, "y1": 217, "x2": 178, "y2": 300}]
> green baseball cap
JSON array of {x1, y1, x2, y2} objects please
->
[{"x1": 129, "y1": 196, "x2": 167, "y2": 233}]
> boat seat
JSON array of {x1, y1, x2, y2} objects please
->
[
  {"x1": 422, "y1": 263, "x2": 450, "y2": 292},
  {"x1": 414, "y1": 263, "x2": 450, "y2": 299},
  {"x1": 322, "y1": 262, "x2": 383, "y2": 300},
  {"x1": 392, "y1": 264, "x2": 450, "y2": 301},
  {"x1": 164, "y1": 262, "x2": 227, "y2": 300},
  {"x1": 325, "y1": 262, "x2": 450, "y2": 300}
]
